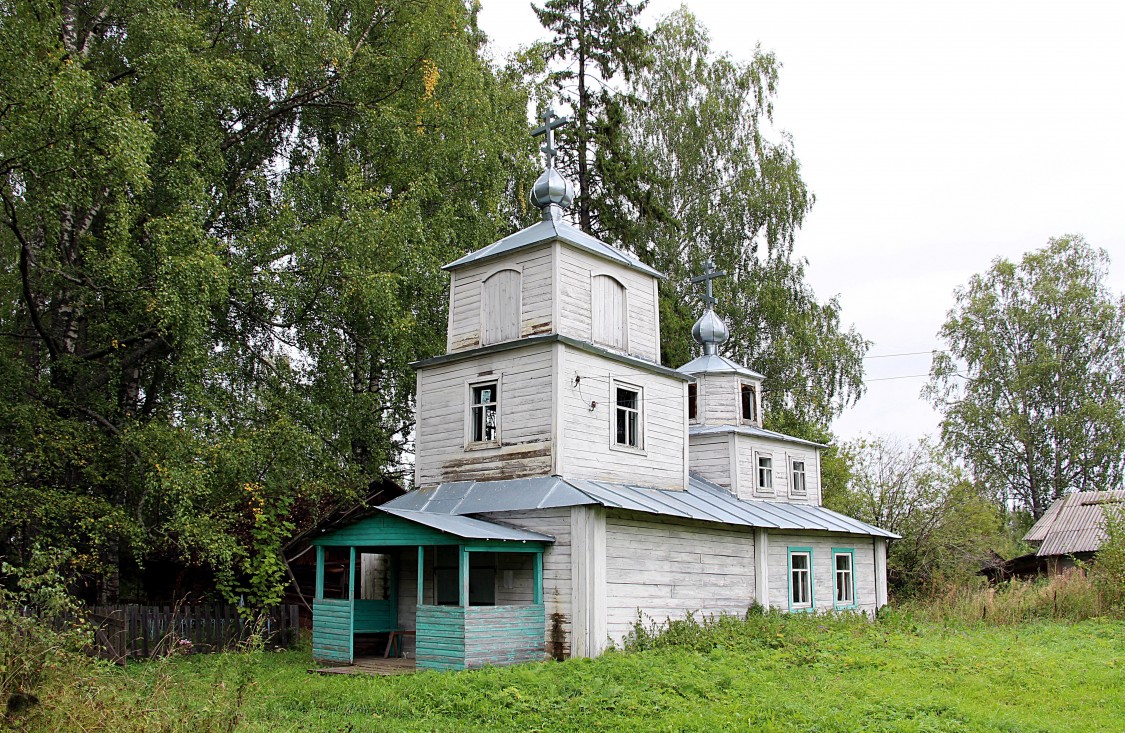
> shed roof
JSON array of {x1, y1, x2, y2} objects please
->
[
  {"x1": 442, "y1": 217, "x2": 664, "y2": 280},
  {"x1": 689, "y1": 424, "x2": 828, "y2": 449},
  {"x1": 311, "y1": 507, "x2": 555, "y2": 547},
  {"x1": 385, "y1": 474, "x2": 897, "y2": 539},
  {"x1": 1023, "y1": 490, "x2": 1125, "y2": 556}
]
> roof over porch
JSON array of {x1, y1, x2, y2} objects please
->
[{"x1": 310, "y1": 508, "x2": 555, "y2": 548}]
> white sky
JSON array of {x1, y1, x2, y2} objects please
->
[{"x1": 476, "y1": 0, "x2": 1125, "y2": 442}]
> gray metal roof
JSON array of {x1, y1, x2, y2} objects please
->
[
  {"x1": 1024, "y1": 490, "x2": 1125, "y2": 556},
  {"x1": 442, "y1": 217, "x2": 665, "y2": 280},
  {"x1": 379, "y1": 507, "x2": 556, "y2": 543},
  {"x1": 384, "y1": 474, "x2": 897, "y2": 539},
  {"x1": 690, "y1": 424, "x2": 828, "y2": 449},
  {"x1": 410, "y1": 334, "x2": 692, "y2": 382},
  {"x1": 678, "y1": 353, "x2": 764, "y2": 380}
]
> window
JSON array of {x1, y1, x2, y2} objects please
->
[
  {"x1": 790, "y1": 458, "x2": 807, "y2": 495},
  {"x1": 757, "y1": 454, "x2": 773, "y2": 492},
  {"x1": 788, "y1": 548, "x2": 813, "y2": 611},
  {"x1": 469, "y1": 381, "x2": 498, "y2": 444},
  {"x1": 481, "y1": 269, "x2": 521, "y2": 345},
  {"x1": 833, "y1": 549, "x2": 855, "y2": 609},
  {"x1": 592, "y1": 274, "x2": 627, "y2": 350},
  {"x1": 687, "y1": 383, "x2": 698, "y2": 421},
  {"x1": 614, "y1": 384, "x2": 642, "y2": 449},
  {"x1": 740, "y1": 383, "x2": 756, "y2": 424}
]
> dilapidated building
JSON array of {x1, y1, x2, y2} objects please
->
[{"x1": 309, "y1": 109, "x2": 896, "y2": 671}]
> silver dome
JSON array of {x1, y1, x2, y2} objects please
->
[
  {"x1": 529, "y1": 167, "x2": 575, "y2": 212},
  {"x1": 692, "y1": 308, "x2": 730, "y2": 356}
]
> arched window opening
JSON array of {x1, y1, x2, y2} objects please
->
[
  {"x1": 481, "y1": 269, "x2": 521, "y2": 345},
  {"x1": 591, "y1": 274, "x2": 627, "y2": 350}
]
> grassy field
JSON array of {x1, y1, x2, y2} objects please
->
[{"x1": 13, "y1": 613, "x2": 1125, "y2": 732}]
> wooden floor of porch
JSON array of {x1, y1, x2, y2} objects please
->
[{"x1": 309, "y1": 656, "x2": 417, "y2": 676}]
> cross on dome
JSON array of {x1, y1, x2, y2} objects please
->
[
  {"x1": 689, "y1": 259, "x2": 730, "y2": 355},
  {"x1": 531, "y1": 105, "x2": 570, "y2": 171},
  {"x1": 528, "y1": 104, "x2": 576, "y2": 219}
]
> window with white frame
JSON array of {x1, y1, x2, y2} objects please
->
[
  {"x1": 757, "y1": 454, "x2": 773, "y2": 492},
  {"x1": 833, "y1": 549, "x2": 855, "y2": 608},
  {"x1": 614, "y1": 384, "x2": 642, "y2": 449},
  {"x1": 468, "y1": 381, "x2": 499, "y2": 444},
  {"x1": 789, "y1": 548, "x2": 813, "y2": 610},
  {"x1": 790, "y1": 458, "x2": 807, "y2": 495}
]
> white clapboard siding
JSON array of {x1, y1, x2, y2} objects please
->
[
  {"x1": 481, "y1": 269, "x2": 521, "y2": 345},
  {"x1": 557, "y1": 246, "x2": 659, "y2": 362},
  {"x1": 558, "y1": 346, "x2": 686, "y2": 489},
  {"x1": 698, "y1": 373, "x2": 741, "y2": 426},
  {"x1": 766, "y1": 532, "x2": 877, "y2": 615},
  {"x1": 446, "y1": 245, "x2": 554, "y2": 352},
  {"x1": 415, "y1": 343, "x2": 555, "y2": 487},
  {"x1": 603, "y1": 511, "x2": 756, "y2": 644},
  {"x1": 480, "y1": 508, "x2": 573, "y2": 659},
  {"x1": 734, "y1": 434, "x2": 821, "y2": 506},
  {"x1": 687, "y1": 432, "x2": 734, "y2": 490}
]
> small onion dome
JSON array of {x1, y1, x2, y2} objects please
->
[
  {"x1": 529, "y1": 167, "x2": 575, "y2": 211},
  {"x1": 692, "y1": 308, "x2": 729, "y2": 355}
]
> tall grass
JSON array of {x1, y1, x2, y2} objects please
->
[{"x1": 898, "y1": 569, "x2": 1120, "y2": 625}]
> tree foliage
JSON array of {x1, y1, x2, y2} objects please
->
[
  {"x1": 828, "y1": 435, "x2": 1005, "y2": 594},
  {"x1": 0, "y1": 0, "x2": 535, "y2": 603},
  {"x1": 531, "y1": 0, "x2": 649, "y2": 235},
  {"x1": 927, "y1": 235, "x2": 1125, "y2": 518},
  {"x1": 611, "y1": 10, "x2": 867, "y2": 437}
]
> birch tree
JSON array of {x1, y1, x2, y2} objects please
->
[{"x1": 927, "y1": 235, "x2": 1125, "y2": 517}]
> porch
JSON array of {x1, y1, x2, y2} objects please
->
[{"x1": 310, "y1": 509, "x2": 552, "y2": 672}]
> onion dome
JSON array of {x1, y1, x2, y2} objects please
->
[
  {"x1": 529, "y1": 167, "x2": 575, "y2": 216},
  {"x1": 692, "y1": 308, "x2": 730, "y2": 356}
]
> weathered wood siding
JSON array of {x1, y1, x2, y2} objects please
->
[
  {"x1": 766, "y1": 533, "x2": 877, "y2": 614},
  {"x1": 695, "y1": 373, "x2": 743, "y2": 426},
  {"x1": 602, "y1": 511, "x2": 756, "y2": 644},
  {"x1": 479, "y1": 508, "x2": 573, "y2": 659},
  {"x1": 464, "y1": 605, "x2": 547, "y2": 668},
  {"x1": 687, "y1": 432, "x2": 734, "y2": 491},
  {"x1": 558, "y1": 346, "x2": 686, "y2": 489},
  {"x1": 415, "y1": 342, "x2": 555, "y2": 487},
  {"x1": 312, "y1": 598, "x2": 352, "y2": 664},
  {"x1": 734, "y1": 434, "x2": 821, "y2": 505},
  {"x1": 352, "y1": 599, "x2": 394, "y2": 633},
  {"x1": 447, "y1": 245, "x2": 554, "y2": 352},
  {"x1": 557, "y1": 246, "x2": 659, "y2": 362},
  {"x1": 415, "y1": 605, "x2": 547, "y2": 671},
  {"x1": 415, "y1": 605, "x2": 465, "y2": 671}
]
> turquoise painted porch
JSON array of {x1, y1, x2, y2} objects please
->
[{"x1": 310, "y1": 511, "x2": 550, "y2": 671}]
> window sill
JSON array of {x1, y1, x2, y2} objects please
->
[
  {"x1": 789, "y1": 604, "x2": 816, "y2": 614},
  {"x1": 465, "y1": 441, "x2": 501, "y2": 452},
  {"x1": 609, "y1": 443, "x2": 646, "y2": 457}
]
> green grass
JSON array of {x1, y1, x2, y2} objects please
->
[{"x1": 15, "y1": 614, "x2": 1125, "y2": 732}]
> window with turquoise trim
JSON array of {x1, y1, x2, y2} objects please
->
[
  {"x1": 788, "y1": 548, "x2": 813, "y2": 611},
  {"x1": 832, "y1": 548, "x2": 856, "y2": 609}
]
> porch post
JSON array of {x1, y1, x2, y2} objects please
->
[
  {"x1": 348, "y1": 546, "x2": 356, "y2": 600},
  {"x1": 315, "y1": 545, "x2": 325, "y2": 599},
  {"x1": 533, "y1": 551, "x2": 544, "y2": 605},
  {"x1": 390, "y1": 554, "x2": 399, "y2": 628},
  {"x1": 417, "y1": 546, "x2": 424, "y2": 606},
  {"x1": 459, "y1": 545, "x2": 469, "y2": 608}
]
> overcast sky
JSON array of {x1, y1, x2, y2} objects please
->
[{"x1": 475, "y1": 0, "x2": 1125, "y2": 443}]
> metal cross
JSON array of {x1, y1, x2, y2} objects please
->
[
  {"x1": 689, "y1": 259, "x2": 727, "y2": 308},
  {"x1": 531, "y1": 105, "x2": 570, "y2": 170}
]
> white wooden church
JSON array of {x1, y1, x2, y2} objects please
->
[{"x1": 309, "y1": 110, "x2": 895, "y2": 670}]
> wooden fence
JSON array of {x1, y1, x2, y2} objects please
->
[{"x1": 23, "y1": 604, "x2": 300, "y2": 664}]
